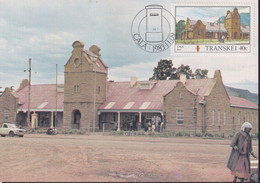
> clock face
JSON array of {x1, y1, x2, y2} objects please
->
[{"x1": 74, "y1": 58, "x2": 81, "y2": 67}]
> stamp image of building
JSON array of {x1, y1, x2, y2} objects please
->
[
  {"x1": 0, "y1": 40, "x2": 258, "y2": 134},
  {"x1": 181, "y1": 8, "x2": 250, "y2": 40}
]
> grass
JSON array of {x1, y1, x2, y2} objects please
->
[
  {"x1": 27, "y1": 128, "x2": 258, "y2": 140},
  {"x1": 109, "y1": 130, "x2": 258, "y2": 140}
]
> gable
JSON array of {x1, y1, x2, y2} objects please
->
[{"x1": 65, "y1": 41, "x2": 107, "y2": 73}]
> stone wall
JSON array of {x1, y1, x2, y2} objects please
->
[
  {"x1": 163, "y1": 81, "x2": 199, "y2": 134},
  {"x1": 230, "y1": 107, "x2": 258, "y2": 134},
  {"x1": 0, "y1": 88, "x2": 18, "y2": 123},
  {"x1": 63, "y1": 41, "x2": 107, "y2": 131},
  {"x1": 204, "y1": 71, "x2": 232, "y2": 134}
]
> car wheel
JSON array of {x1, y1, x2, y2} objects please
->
[
  {"x1": 9, "y1": 131, "x2": 14, "y2": 137},
  {"x1": 19, "y1": 135, "x2": 24, "y2": 137}
]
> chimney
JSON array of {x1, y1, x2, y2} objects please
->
[
  {"x1": 214, "y1": 70, "x2": 222, "y2": 80},
  {"x1": 89, "y1": 45, "x2": 101, "y2": 57},
  {"x1": 130, "y1": 76, "x2": 137, "y2": 87},
  {"x1": 180, "y1": 73, "x2": 187, "y2": 84}
]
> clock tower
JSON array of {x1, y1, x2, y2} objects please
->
[{"x1": 63, "y1": 41, "x2": 108, "y2": 131}]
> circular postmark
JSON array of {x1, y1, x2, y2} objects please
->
[{"x1": 131, "y1": 4, "x2": 176, "y2": 53}]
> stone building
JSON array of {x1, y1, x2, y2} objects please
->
[
  {"x1": 0, "y1": 40, "x2": 258, "y2": 134},
  {"x1": 63, "y1": 41, "x2": 108, "y2": 131},
  {"x1": 181, "y1": 8, "x2": 250, "y2": 40}
]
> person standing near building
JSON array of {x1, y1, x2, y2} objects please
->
[{"x1": 227, "y1": 122, "x2": 257, "y2": 182}]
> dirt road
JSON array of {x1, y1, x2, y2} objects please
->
[{"x1": 0, "y1": 134, "x2": 258, "y2": 182}]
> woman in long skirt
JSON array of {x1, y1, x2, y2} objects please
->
[{"x1": 227, "y1": 122, "x2": 257, "y2": 182}]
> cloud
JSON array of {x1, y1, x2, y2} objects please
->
[
  {"x1": 175, "y1": 6, "x2": 250, "y2": 22},
  {"x1": 0, "y1": 18, "x2": 7, "y2": 27},
  {"x1": 0, "y1": 38, "x2": 7, "y2": 49},
  {"x1": 108, "y1": 61, "x2": 157, "y2": 81},
  {"x1": 0, "y1": 0, "x2": 258, "y2": 94},
  {"x1": 238, "y1": 7, "x2": 250, "y2": 14}
]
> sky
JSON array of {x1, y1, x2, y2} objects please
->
[
  {"x1": 0, "y1": 0, "x2": 258, "y2": 93},
  {"x1": 176, "y1": 7, "x2": 250, "y2": 22}
]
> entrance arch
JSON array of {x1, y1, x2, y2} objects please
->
[{"x1": 71, "y1": 109, "x2": 81, "y2": 129}]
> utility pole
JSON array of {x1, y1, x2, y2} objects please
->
[
  {"x1": 218, "y1": 17, "x2": 220, "y2": 39},
  {"x1": 55, "y1": 64, "x2": 58, "y2": 129},
  {"x1": 93, "y1": 70, "x2": 96, "y2": 133},
  {"x1": 27, "y1": 58, "x2": 32, "y2": 128}
]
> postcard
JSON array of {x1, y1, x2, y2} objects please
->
[{"x1": 0, "y1": 0, "x2": 258, "y2": 182}]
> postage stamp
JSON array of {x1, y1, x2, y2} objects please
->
[{"x1": 171, "y1": 0, "x2": 258, "y2": 55}]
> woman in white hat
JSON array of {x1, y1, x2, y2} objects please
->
[{"x1": 227, "y1": 122, "x2": 257, "y2": 182}]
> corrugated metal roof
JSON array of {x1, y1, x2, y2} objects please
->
[
  {"x1": 189, "y1": 20, "x2": 249, "y2": 33},
  {"x1": 15, "y1": 84, "x2": 64, "y2": 111},
  {"x1": 14, "y1": 80, "x2": 257, "y2": 112},
  {"x1": 98, "y1": 80, "x2": 179, "y2": 111},
  {"x1": 185, "y1": 78, "x2": 214, "y2": 100},
  {"x1": 230, "y1": 96, "x2": 258, "y2": 109},
  {"x1": 240, "y1": 25, "x2": 249, "y2": 33},
  {"x1": 85, "y1": 50, "x2": 107, "y2": 73},
  {"x1": 99, "y1": 79, "x2": 215, "y2": 111}
]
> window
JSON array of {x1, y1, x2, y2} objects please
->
[
  {"x1": 224, "y1": 110, "x2": 226, "y2": 125},
  {"x1": 176, "y1": 109, "x2": 184, "y2": 125},
  {"x1": 238, "y1": 112, "x2": 241, "y2": 125},
  {"x1": 218, "y1": 110, "x2": 220, "y2": 125},
  {"x1": 252, "y1": 112, "x2": 254, "y2": 123},
  {"x1": 4, "y1": 109, "x2": 9, "y2": 121},
  {"x1": 212, "y1": 110, "x2": 215, "y2": 125},
  {"x1": 198, "y1": 30, "x2": 202, "y2": 35},
  {"x1": 74, "y1": 85, "x2": 80, "y2": 92},
  {"x1": 248, "y1": 112, "x2": 250, "y2": 122}
]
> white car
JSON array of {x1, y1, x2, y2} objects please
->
[{"x1": 0, "y1": 122, "x2": 26, "y2": 137}]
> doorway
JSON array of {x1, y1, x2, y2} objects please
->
[{"x1": 71, "y1": 109, "x2": 81, "y2": 129}]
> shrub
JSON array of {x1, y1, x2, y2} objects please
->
[
  {"x1": 205, "y1": 133, "x2": 214, "y2": 137},
  {"x1": 175, "y1": 131, "x2": 183, "y2": 136},
  {"x1": 195, "y1": 132, "x2": 202, "y2": 137},
  {"x1": 214, "y1": 133, "x2": 221, "y2": 138},
  {"x1": 251, "y1": 133, "x2": 258, "y2": 139},
  {"x1": 184, "y1": 131, "x2": 190, "y2": 137}
]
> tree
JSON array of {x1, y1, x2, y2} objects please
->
[
  {"x1": 176, "y1": 20, "x2": 186, "y2": 39},
  {"x1": 170, "y1": 64, "x2": 194, "y2": 79},
  {"x1": 149, "y1": 59, "x2": 175, "y2": 80},
  {"x1": 194, "y1": 69, "x2": 208, "y2": 79},
  {"x1": 149, "y1": 60, "x2": 208, "y2": 80}
]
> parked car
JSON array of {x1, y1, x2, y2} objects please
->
[
  {"x1": 47, "y1": 128, "x2": 57, "y2": 135},
  {"x1": 0, "y1": 122, "x2": 26, "y2": 137}
]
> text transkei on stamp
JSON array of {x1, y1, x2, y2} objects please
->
[{"x1": 171, "y1": 0, "x2": 258, "y2": 55}]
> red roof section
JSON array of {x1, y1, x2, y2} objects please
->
[
  {"x1": 230, "y1": 96, "x2": 258, "y2": 109},
  {"x1": 98, "y1": 78, "x2": 215, "y2": 111},
  {"x1": 99, "y1": 80, "x2": 178, "y2": 111},
  {"x1": 15, "y1": 84, "x2": 64, "y2": 111},
  {"x1": 13, "y1": 80, "x2": 257, "y2": 112},
  {"x1": 85, "y1": 50, "x2": 107, "y2": 73},
  {"x1": 185, "y1": 78, "x2": 214, "y2": 100}
]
